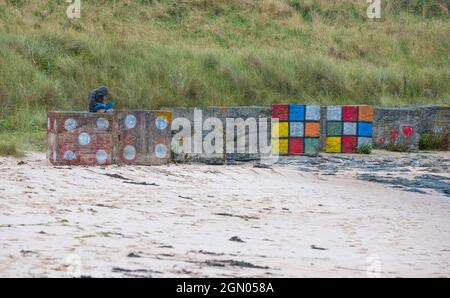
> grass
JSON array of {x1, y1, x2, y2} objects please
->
[
  {"x1": 0, "y1": 0, "x2": 449, "y2": 148},
  {"x1": 0, "y1": 141, "x2": 25, "y2": 157},
  {"x1": 0, "y1": 131, "x2": 46, "y2": 154},
  {"x1": 385, "y1": 143, "x2": 412, "y2": 152},
  {"x1": 356, "y1": 143, "x2": 372, "y2": 154},
  {"x1": 419, "y1": 132, "x2": 449, "y2": 150}
]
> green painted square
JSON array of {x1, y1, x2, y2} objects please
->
[
  {"x1": 327, "y1": 122, "x2": 342, "y2": 136},
  {"x1": 304, "y1": 138, "x2": 320, "y2": 154}
]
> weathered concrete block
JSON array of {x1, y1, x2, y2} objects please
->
[
  {"x1": 324, "y1": 105, "x2": 373, "y2": 153},
  {"x1": 163, "y1": 106, "x2": 271, "y2": 164},
  {"x1": 224, "y1": 107, "x2": 272, "y2": 161},
  {"x1": 373, "y1": 105, "x2": 449, "y2": 151},
  {"x1": 47, "y1": 112, "x2": 114, "y2": 166},
  {"x1": 47, "y1": 110, "x2": 172, "y2": 166},
  {"x1": 114, "y1": 111, "x2": 172, "y2": 165}
]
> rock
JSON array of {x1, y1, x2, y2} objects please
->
[{"x1": 229, "y1": 236, "x2": 245, "y2": 243}]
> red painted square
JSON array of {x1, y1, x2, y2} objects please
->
[
  {"x1": 342, "y1": 106, "x2": 358, "y2": 121},
  {"x1": 289, "y1": 138, "x2": 304, "y2": 155},
  {"x1": 342, "y1": 136, "x2": 357, "y2": 153},
  {"x1": 272, "y1": 104, "x2": 289, "y2": 121}
]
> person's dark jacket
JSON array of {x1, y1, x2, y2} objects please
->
[{"x1": 88, "y1": 86, "x2": 109, "y2": 112}]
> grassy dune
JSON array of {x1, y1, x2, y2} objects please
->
[{"x1": 0, "y1": 0, "x2": 449, "y2": 150}]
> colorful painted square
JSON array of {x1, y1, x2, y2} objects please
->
[
  {"x1": 272, "y1": 122, "x2": 289, "y2": 138},
  {"x1": 358, "y1": 122, "x2": 373, "y2": 137},
  {"x1": 289, "y1": 122, "x2": 304, "y2": 137},
  {"x1": 289, "y1": 104, "x2": 305, "y2": 121},
  {"x1": 327, "y1": 122, "x2": 342, "y2": 136},
  {"x1": 289, "y1": 138, "x2": 304, "y2": 155},
  {"x1": 305, "y1": 138, "x2": 320, "y2": 154},
  {"x1": 342, "y1": 106, "x2": 358, "y2": 121},
  {"x1": 358, "y1": 105, "x2": 373, "y2": 122},
  {"x1": 305, "y1": 122, "x2": 320, "y2": 137},
  {"x1": 272, "y1": 104, "x2": 289, "y2": 120},
  {"x1": 342, "y1": 136, "x2": 357, "y2": 153},
  {"x1": 305, "y1": 105, "x2": 320, "y2": 121},
  {"x1": 272, "y1": 139, "x2": 289, "y2": 154},
  {"x1": 325, "y1": 137, "x2": 341, "y2": 153},
  {"x1": 343, "y1": 122, "x2": 357, "y2": 136},
  {"x1": 327, "y1": 106, "x2": 342, "y2": 121}
]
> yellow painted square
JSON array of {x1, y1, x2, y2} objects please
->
[
  {"x1": 272, "y1": 122, "x2": 289, "y2": 138},
  {"x1": 272, "y1": 139, "x2": 289, "y2": 154},
  {"x1": 325, "y1": 137, "x2": 341, "y2": 153}
]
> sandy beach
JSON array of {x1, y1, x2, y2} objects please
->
[{"x1": 0, "y1": 151, "x2": 449, "y2": 278}]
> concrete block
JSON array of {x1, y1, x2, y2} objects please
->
[
  {"x1": 373, "y1": 105, "x2": 449, "y2": 150},
  {"x1": 324, "y1": 105, "x2": 374, "y2": 153},
  {"x1": 115, "y1": 111, "x2": 172, "y2": 165},
  {"x1": 47, "y1": 112, "x2": 114, "y2": 166},
  {"x1": 272, "y1": 104, "x2": 321, "y2": 155},
  {"x1": 164, "y1": 106, "x2": 271, "y2": 164}
]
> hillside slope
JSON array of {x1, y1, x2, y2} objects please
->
[{"x1": 0, "y1": 0, "x2": 449, "y2": 133}]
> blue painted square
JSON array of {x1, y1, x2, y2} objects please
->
[
  {"x1": 358, "y1": 122, "x2": 373, "y2": 137},
  {"x1": 305, "y1": 105, "x2": 321, "y2": 121},
  {"x1": 326, "y1": 106, "x2": 342, "y2": 121},
  {"x1": 289, "y1": 104, "x2": 305, "y2": 121},
  {"x1": 358, "y1": 137, "x2": 372, "y2": 147},
  {"x1": 290, "y1": 122, "x2": 304, "y2": 137}
]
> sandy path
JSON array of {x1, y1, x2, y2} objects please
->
[{"x1": 0, "y1": 153, "x2": 449, "y2": 278}]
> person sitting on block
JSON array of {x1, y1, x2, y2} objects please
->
[{"x1": 88, "y1": 86, "x2": 114, "y2": 113}]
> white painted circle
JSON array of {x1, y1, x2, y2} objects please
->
[
  {"x1": 78, "y1": 132, "x2": 91, "y2": 146},
  {"x1": 96, "y1": 118, "x2": 109, "y2": 130},
  {"x1": 63, "y1": 150, "x2": 77, "y2": 161},
  {"x1": 123, "y1": 145, "x2": 136, "y2": 161},
  {"x1": 64, "y1": 118, "x2": 77, "y2": 132},
  {"x1": 155, "y1": 144, "x2": 168, "y2": 159},
  {"x1": 124, "y1": 115, "x2": 137, "y2": 129},
  {"x1": 96, "y1": 150, "x2": 108, "y2": 165},
  {"x1": 155, "y1": 116, "x2": 169, "y2": 130}
]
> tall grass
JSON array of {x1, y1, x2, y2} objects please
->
[{"x1": 0, "y1": 0, "x2": 449, "y2": 138}]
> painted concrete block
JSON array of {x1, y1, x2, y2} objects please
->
[
  {"x1": 324, "y1": 105, "x2": 374, "y2": 153},
  {"x1": 272, "y1": 104, "x2": 321, "y2": 155},
  {"x1": 373, "y1": 105, "x2": 449, "y2": 151},
  {"x1": 47, "y1": 112, "x2": 114, "y2": 166},
  {"x1": 115, "y1": 111, "x2": 172, "y2": 165}
]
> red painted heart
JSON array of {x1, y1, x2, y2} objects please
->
[
  {"x1": 379, "y1": 137, "x2": 385, "y2": 145},
  {"x1": 390, "y1": 131, "x2": 399, "y2": 141},
  {"x1": 402, "y1": 126, "x2": 414, "y2": 138}
]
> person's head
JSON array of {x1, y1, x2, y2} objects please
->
[{"x1": 97, "y1": 86, "x2": 109, "y2": 102}]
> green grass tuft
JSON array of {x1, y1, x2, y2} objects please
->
[
  {"x1": 419, "y1": 133, "x2": 449, "y2": 150},
  {"x1": 356, "y1": 143, "x2": 372, "y2": 154},
  {"x1": 385, "y1": 143, "x2": 411, "y2": 152},
  {"x1": 0, "y1": 142, "x2": 25, "y2": 158}
]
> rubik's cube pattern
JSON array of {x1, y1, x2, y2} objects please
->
[
  {"x1": 325, "y1": 105, "x2": 373, "y2": 153},
  {"x1": 272, "y1": 104, "x2": 321, "y2": 155}
]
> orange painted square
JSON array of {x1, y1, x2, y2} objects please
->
[
  {"x1": 305, "y1": 122, "x2": 320, "y2": 137},
  {"x1": 358, "y1": 105, "x2": 373, "y2": 122}
]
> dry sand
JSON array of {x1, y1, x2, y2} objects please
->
[{"x1": 0, "y1": 151, "x2": 449, "y2": 278}]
